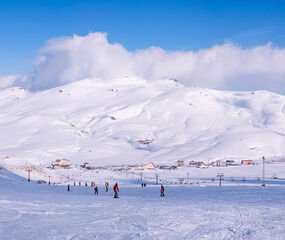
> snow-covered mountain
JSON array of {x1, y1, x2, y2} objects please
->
[{"x1": 1, "y1": 76, "x2": 285, "y2": 170}]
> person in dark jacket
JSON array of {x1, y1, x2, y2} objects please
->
[
  {"x1": 113, "y1": 183, "x2": 119, "y2": 198},
  {"x1": 67, "y1": 184, "x2": 70, "y2": 191}
]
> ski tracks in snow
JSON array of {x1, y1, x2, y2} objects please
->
[{"x1": 1, "y1": 176, "x2": 285, "y2": 240}]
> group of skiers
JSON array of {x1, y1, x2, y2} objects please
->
[
  {"x1": 67, "y1": 182, "x2": 165, "y2": 198},
  {"x1": 93, "y1": 182, "x2": 119, "y2": 198}
]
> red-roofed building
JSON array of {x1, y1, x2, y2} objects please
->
[{"x1": 241, "y1": 160, "x2": 254, "y2": 165}]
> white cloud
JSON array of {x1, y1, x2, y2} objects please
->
[
  {"x1": 0, "y1": 75, "x2": 20, "y2": 89},
  {"x1": 24, "y1": 32, "x2": 285, "y2": 94}
]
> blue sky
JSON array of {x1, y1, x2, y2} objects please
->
[{"x1": 1, "y1": 0, "x2": 285, "y2": 76}]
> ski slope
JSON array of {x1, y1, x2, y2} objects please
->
[
  {"x1": 1, "y1": 76, "x2": 285, "y2": 179},
  {"x1": 1, "y1": 168, "x2": 285, "y2": 240}
]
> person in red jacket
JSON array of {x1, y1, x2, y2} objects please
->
[
  {"x1": 94, "y1": 186, "x2": 98, "y2": 195},
  {"x1": 113, "y1": 183, "x2": 119, "y2": 198},
  {"x1": 160, "y1": 185, "x2": 165, "y2": 197}
]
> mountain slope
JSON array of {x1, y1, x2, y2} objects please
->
[{"x1": 1, "y1": 77, "x2": 285, "y2": 170}]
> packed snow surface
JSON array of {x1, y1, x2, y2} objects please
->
[{"x1": 1, "y1": 168, "x2": 285, "y2": 240}]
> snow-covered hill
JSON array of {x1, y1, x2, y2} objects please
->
[{"x1": 1, "y1": 76, "x2": 285, "y2": 172}]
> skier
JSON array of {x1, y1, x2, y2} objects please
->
[
  {"x1": 94, "y1": 186, "x2": 98, "y2": 195},
  {"x1": 113, "y1": 183, "x2": 119, "y2": 198},
  {"x1": 144, "y1": 183, "x2": 146, "y2": 187},
  {"x1": 105, "y1": 181, "x2": 109, "y2": 192},
  {"x1": 67, "y1": 184, "x2": 70, "y2": 192},
  {"x1": 160, "y1": 185, "x2": 165, "y2": 197}
]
